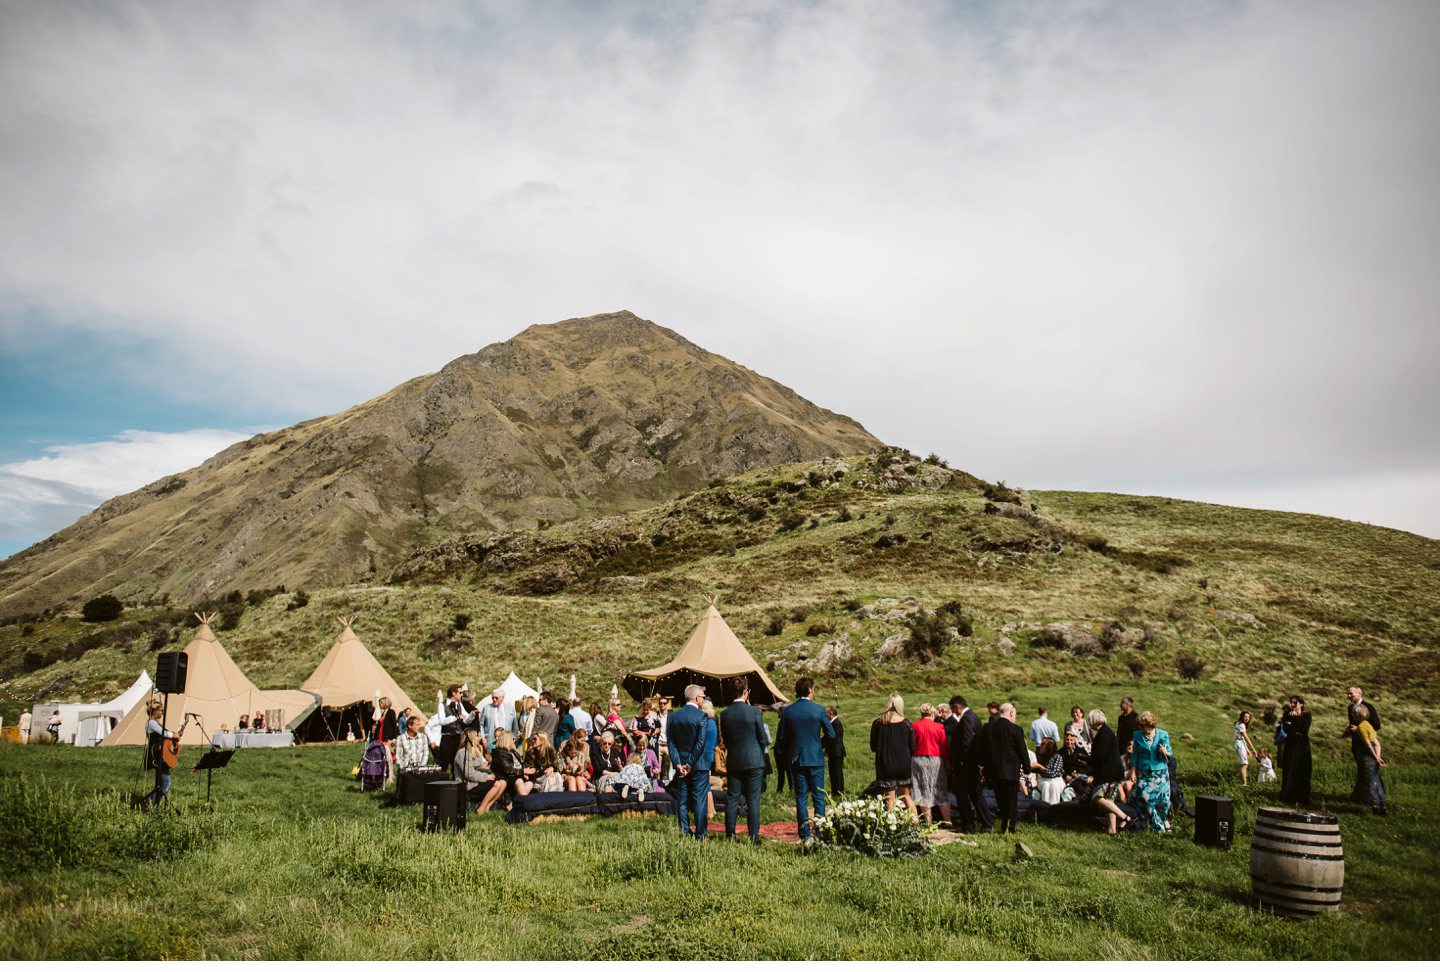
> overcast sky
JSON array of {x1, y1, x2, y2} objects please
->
[{"x1": 1, "y1": 0, "x2": 1437, "y2": 557}]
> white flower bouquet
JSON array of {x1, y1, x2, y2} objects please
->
[{"x1": 809, "y1": 797, "x2": 934, "y2": 857}]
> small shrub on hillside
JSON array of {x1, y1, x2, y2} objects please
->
[
  {"x1": 934, "y1": 600, "x2": 974, "y2": 637},
  {"x1": 842, "y1": 598, "x2": 862, "y2": 612},
  {"x1": 22, "y1": 649, "x2": 48, "y2": 672},
  {"x1": 287, "y1": 589, "x2": 310, "y2": 611},
  {"x1": 983, "y1": 480, "x2": 1023, "y2": 504},
  {"x1": 789, "y1": 607, "x2": 809, "y2": 623},
  {"x1": 874, "y1": 533, "x2": 908, "y2": 549},
  {"x1": 149, "y1": 625, "x2": 173, "y2": 652},
  {"x1": 1126, "y1": 657, "x2": 1147, "y2": 680},
  {"x1": 925, "y1": 452, "x2": 949, "y2": 468},
  {"x1": 903, "y1": 615, "x2": 947, "y2": 663},
  {"x1": 82, "y1": 594, "x2": 124, "y2": 623},
  {"x1": 778, "y1": 510, "x2": 806, "y2": 532},
  {"x1": 837, "y1": 506, "x2": 853, "y2": 523},
  {"x1": 452, "y1": 613, "x2": 472, "y2": 631},
  {"x1": 807, "y1": 623, "x2": 835, "y2": 637},
  {"x1": 1176, "y1": 652, "x2": 1207, "y2": 681},
  {"x1": 884, "y1": 513, "x2": 897, "y2": 526},
  {"x1": 217, "y1": 601, "x2": 245, "y2": 631},
  {"x1": 21, "y1": 623, "x2": 34, "y2": 637},
  {"x1": 807, "y1": 469, "x2": 827, "y2": 488},
  {"x1": 1261, "y1": 705, "x2": 1277, "y2": 726},
  {"x1": 747, "y1": 507, "x2": 767, "y2": 522},
  {"x1": 765, "y1": 615, "x2": 786, "y2": 637}
]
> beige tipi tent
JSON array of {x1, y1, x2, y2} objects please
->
[
  {"x1": 623, "y1": 597, "x2": 789, "y2": 705},
  {"x1": 102, "y1": 615, "x2": 319, "y2": 746},
  {"x1": 295, "y1": 616, "x2": 420, "y2": 741}
]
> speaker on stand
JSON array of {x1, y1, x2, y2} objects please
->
[{"x1": 155, "y1": 652, "x2": 188, "y2": 694}]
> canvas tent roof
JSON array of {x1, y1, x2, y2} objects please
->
[
  {"x1": 493, "y1": 672, "x2": 538, "y2": 704},
  {"x1": 102, "y1": 617, "x2": 318, "y2": 746},
  {"x1": 622, "y1": 599, "x2": 789, "y2": 706},
  {"x1": 74, "y1": 670, "x2": 154, "y2": 746},
  {"x1": 30, "y1": 671, "x2": 152, "y2": 746},
  {"x1": 301, "y1": 617, "x2": 420, "y2": 716}
]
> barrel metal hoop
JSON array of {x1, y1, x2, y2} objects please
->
[
  {"x1": 1257, "y1": 807, "x2": 1338, "y2": 826},
  {"x1": 1250, "y1": 875, "x2": 1345, "y2": 896},
  {"x1": 1252, "y1": 829, "x2": 1344, "y2": 847},
  {"x1": 1250, "y1": 843, "x2": 1346, "y2": 862}
]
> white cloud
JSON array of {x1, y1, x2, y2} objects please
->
[
  {"x1": 0, "y1": 429, "x2": 261, "y2": 547},
  {"x1": 0, "y1": 1, "x2": 1435, "y2": 542}
]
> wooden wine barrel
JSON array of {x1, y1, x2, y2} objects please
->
[{"x1": 1250, "y1": 806, "x2": 1344, "y2": 917}]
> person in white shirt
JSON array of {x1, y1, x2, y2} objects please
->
[
  {"x1": 143, "y1": 701, "x2": 192, "y2": 807},
  {"x1": 1029, "y1": 707, "x2": 1060, "y2": 749},
  {"x1": 570, "y1": 696, "x2": 594, "y2": 735}
]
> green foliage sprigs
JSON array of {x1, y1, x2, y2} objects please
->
[
  {"x1": 810, "y1": 798, "x2": 933, "y2": 858},
  {"x1": 81, "y1": 596, "x2": 124, "y2": 623},
  {"x1": 287, "y1": 589, "x2": 310, "y2": 611}
]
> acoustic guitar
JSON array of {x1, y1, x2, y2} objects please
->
[{"x1": 161, "y1": 713, "x2": 193, "y2": 768}]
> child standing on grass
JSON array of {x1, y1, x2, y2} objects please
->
[{"x1": 1256, "y1": 748, "x2": 1277, "y2": 783}]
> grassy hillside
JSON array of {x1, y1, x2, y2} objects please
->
[{"x1": 4, "y1": 451, "x2": 1436, "y2": 756}]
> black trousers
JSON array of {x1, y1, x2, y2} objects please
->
[
  {"x1": 956, "y1": 765, "x2": 992, "y2": 832},
  {"x1": 435, "y1": 734, "x2": 460, "y2": 774},
  {"x1": 827, "y1": 755, "x2": 845, "y2": 795},
  {"x1": 992, "y1": 779, "x2": 1020, "y2": 833}
]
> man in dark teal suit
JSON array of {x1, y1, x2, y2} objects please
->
[
  {"x1": 719, "y1": 675, "x2": 769, "y2": 844},
  {"x1": 775, "y1": 677, "x2": 834, "y2": 841},
  {"x1": 666, "y1": 684, "x2": 711, "y2": 840}
]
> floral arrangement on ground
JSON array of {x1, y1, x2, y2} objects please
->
[{"x1": 809, "y1": 797, "x2": 935, "y2": 858}]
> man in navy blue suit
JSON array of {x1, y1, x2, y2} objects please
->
[
  {"x1": 666, "y1": 683, "x2": 712, "y2": 840},
  {"x1": 775, "y1": 677, "x2": 834, "y2": 841},
  {"x1": 718, "y1": 676, "x2": 769, "y2": 844}
]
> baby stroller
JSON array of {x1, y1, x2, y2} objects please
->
[{"x1": 360, "y1": 739, "x2": 390, "y2": 792}]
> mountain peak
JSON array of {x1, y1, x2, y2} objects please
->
[{"x1": 0, "y1": 312, "x2": 885, "y2": 614}]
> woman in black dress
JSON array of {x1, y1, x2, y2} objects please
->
[
  {"x1": 1278, "y1": 696, "x2": 1312, "y2": 805},
  {"x1": 870, "y1": 694, "x2": 918, "y2": 818}
]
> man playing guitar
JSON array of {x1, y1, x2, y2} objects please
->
[{"x1": 144, "y1": 700, "x2": 192, "y2": 807}]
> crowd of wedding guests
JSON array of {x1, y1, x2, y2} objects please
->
[
  {"x1": 359, "y1": 678, "x2": 1392, "y2": 831},
  {"x1": 368, "y1": 685, "x2": 688, "y2": 813}
]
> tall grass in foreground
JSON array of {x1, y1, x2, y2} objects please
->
[{"x1": 1, "y1": 716, "x2": 1438, "y2": 960}]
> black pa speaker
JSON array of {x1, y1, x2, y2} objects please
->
[
  {"x1": 1194, "y1": 794, "x2": 1234, "y2": 849},
  {"x1": 398, "y1": 767, "x2": 445, "y2": 804},
  {"x1": 422, "y1": 779, "x2": 466, "y2": 832},
  {"x1": 155, "y1": 652, "x2": 188, "y2": 694}
]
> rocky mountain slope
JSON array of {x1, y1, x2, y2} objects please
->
[{"x1": 0, "y1": 311, "x2": 881, "y2": 615}]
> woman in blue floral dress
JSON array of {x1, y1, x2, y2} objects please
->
[{"x1": 1130, "y1": 711, "x2": 1173, "y2": 832}]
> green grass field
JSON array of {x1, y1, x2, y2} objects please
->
[{"x1": 2, "y1": 680, "x2": 1436, "y2": 960}]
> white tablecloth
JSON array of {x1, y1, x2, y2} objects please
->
[{"x1": 211, "y1": 731, "x2": 294, "y2": 749}]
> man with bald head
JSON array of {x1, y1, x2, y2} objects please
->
[{"x1": 981, "y1": 702, "x2": 1030, "y2": 834}]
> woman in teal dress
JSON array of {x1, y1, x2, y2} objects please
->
[{"x1": 1130, "y1": 711, "x2": 1173, "y2": 832}]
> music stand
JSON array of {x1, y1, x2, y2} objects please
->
[{"x1": 192, "y1": 749, "x2": 235, "y2": 803}]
